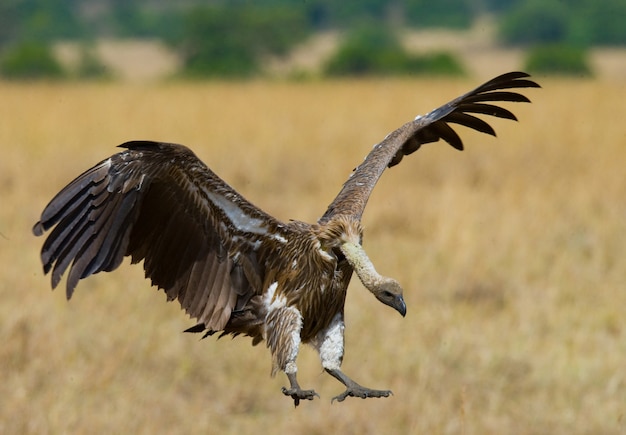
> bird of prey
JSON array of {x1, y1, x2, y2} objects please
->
[{"x1": 33, "y1": 72, "x2": 539, "y2": 406}]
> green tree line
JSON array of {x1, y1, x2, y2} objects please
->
[
  {"x1": 2, "y1": 0, "x2": 625, "y2": 47},
  {"x1": 0, "y1": 0, "x2": 623, "y2": 79}
]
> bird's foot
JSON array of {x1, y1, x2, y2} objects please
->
[
  {"x1": 331, "y1": 386, "x2": 393, "y2": 403},
  {"x1": 281, "y1": 386, "x2": 319, "y2": 407}
]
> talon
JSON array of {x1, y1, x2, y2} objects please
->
[
  {"x1": 281, "y1": 386, "x2": 319, "y2": 407},
  {"x1": 331, "y1": 387, "x2": 392, "y2": 403}
]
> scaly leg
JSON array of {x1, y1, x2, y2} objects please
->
[
  {"x1": 265, "y1": 303, "x2": 318, "y2": 406},
  {"x1": 314, "y1": 313, "x2": 392, "y2": 403},
  {"x1": 281, "y1": 372, "x2": 319, "y2": 407}
]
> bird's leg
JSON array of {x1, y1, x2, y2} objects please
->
[
  {"x1": 325, "y1": 367, "x2": 393, "y2": 403},
  {"x1": 265, "y1": 303, "x2": 318, "y2": 406},
  {"x1": 281, "y1": 372, "x2": 319, "y2": 407},
  {"x1": 314, "y1": 313, "x2": 392, "y2": 403}
]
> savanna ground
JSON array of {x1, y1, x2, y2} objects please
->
[{"x1": 1, "y1": 75, "x2": 625, "y2": 434}]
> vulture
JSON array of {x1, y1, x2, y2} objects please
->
[{"x1": 33, "y1": 72, "x2": 539, "y2": 406}]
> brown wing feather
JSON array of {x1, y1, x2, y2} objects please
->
[
  {"x1": 319, "y1": 72, "x2": 540, "y2": 223},
  {"x1": 33, "y1": 141, "x2": 289, "y2": 331}
]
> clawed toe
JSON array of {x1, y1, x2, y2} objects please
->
[
  {"x1": 325, "y1": 368, "x2": 393, "y2": 404},
  {"x1": 281, "y1": 386, "x2": 319, "y2": 407},
  {"x1": 331, "y1": 387, "x2": 393, "y2": 403}
]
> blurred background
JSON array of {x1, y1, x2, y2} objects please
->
[
  {"x1": 1, "y1": 1, "x2": 625, "y2": 434},
  {"x1": 0, "y1": 0, "x2": 625, "y2": 82}
]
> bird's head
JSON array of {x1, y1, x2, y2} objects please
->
[{"x1": 373, "y1": 278, "x2": 406, "y2": 317}]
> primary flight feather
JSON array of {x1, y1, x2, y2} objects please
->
[{"x1": 34, "y1": 72, "x2": 539, "y2": 406}]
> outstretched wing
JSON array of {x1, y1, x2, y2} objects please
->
[
  {"x1": 33, "y1": 141, "x2": 290, "y2": 330},
  {"x1": 320, "y1": 72, "x2": 540, "y2": 223}
]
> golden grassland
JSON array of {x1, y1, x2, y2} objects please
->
[{"x1": 1, "y1": 76, "x2": 625, "y2": 434}]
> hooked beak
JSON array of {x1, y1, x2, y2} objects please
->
[{"x1": 394, "y1": 295, "x2": 407, "y2": 317}]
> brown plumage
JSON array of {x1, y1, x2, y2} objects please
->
[{"x1": 33, "y1": 72, "x2": 539, "y2": 406}]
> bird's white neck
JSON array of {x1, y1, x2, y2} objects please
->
[{"x1": 339, "y1": 241, "x2": 385, "y2": 291}]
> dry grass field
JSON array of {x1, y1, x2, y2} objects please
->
[{"x1": 1, "y1": 76, "x2": 624, "y2": 434}]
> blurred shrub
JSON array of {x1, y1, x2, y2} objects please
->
[
  {"x1": 404, "y1": 52, "x2": 465, "y2": 76},
  {"x1": 500, "y1": 0, "x2": 568, "y2": 45},
  {"x1": 5, "y1": 0, "x2": 84, "y2": 43},
  {"x1": 500, "y1": 0, "x2": 626, "y2": 47},
  {"x1": 324, "y1": 24, "x2": 407, "y2": 76},
  {"x1": 178, "y1": 5, "x2": 311, "y2": 78},
  {"x1": 0, "y1": 42, "x2": 65, "y2": 79},
  {"x1": 325, "y1": 24, "x2": 464, "y2": 77},
  {"x1": 573, "y1": 0, "x2": 626, "y2": 45},
  {"x1": 524, "y1": 44, "x2": 592, "y2": 77}
]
